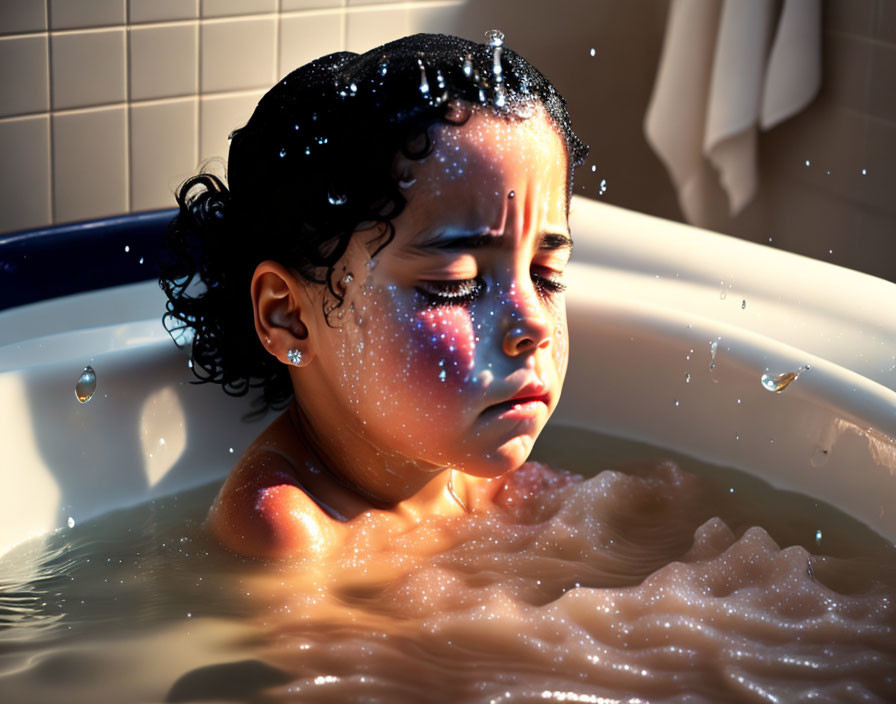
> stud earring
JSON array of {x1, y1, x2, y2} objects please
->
[
  {"x1": 342, "y1": 272, "x2": 354, "y2": 286},
  {"x1": 287, "y1": 349, "x2": 303, "y2": 366}
]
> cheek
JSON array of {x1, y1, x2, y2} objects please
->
[{"x1": 412, "y1": 306, "x2": 477, "y2": 385}]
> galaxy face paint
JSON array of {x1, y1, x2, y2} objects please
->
[{"x1": 293, "y1": 105, "x2": 571, "y2": 493}]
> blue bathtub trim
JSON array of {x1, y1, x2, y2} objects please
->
[{"x1": 0, "y1": 209, "x2": 177, "y2": 312}]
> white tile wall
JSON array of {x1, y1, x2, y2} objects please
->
[
  {"x1": 49, "y1": 0, "x2": 125, "y2": 30},
  {"x1": 0, "y1": 116, "x2": 51, "y2": 231},
  {"x1": 200, "y1": 17, "x2": 276, "y2": 93},
  {"x1": 0, "y1": 35, "x2": 50, "y2": 117},
  {"x1": 199, "y1": 90, "x2": 263, "y2": 163},
  {"x1": 201, "y1": 0, "x2": 277, "y2": 19},
  {"x1": 0, "y1": 0, "x2": 48, "y2": 35},
  {"x1": 129, "y1": 23, "x2": 198, "y2": 101},
  {"x1": 52, "y1": 106, "x2": 127, "y2": 222},
  {"x1": 0, "y1": 0, "x2": 466, "y2": 233},
  {"x1": 128, "y1": 0, "x2": 198, "y2": 24},
  {"x1": 130, "y1": 99, "x2": 198, "y2": 211},
  {"x1": 51, "y1": 28, "x2": 126, "y2": 110},
  {"x1": 279, "y1": 12, "x2": 342, "y2": 79}
]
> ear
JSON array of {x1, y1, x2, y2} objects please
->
[{"x1": 251, "y1": 261, "x2": 314, "y2": 367}]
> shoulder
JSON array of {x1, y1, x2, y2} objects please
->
[{"x1": 207, "y1": 448, "x2": 341, "y2": 560}]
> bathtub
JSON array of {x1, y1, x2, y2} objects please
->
[{"x1": 1, "y1": 195, "x2": 894, "y2": 559}]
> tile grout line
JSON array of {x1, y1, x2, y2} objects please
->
[
  {"x1": 274, "y1": 0, "x2": 282, "y2": 83},
  {"x1": 45, "y1": 0, "x2": 54, "y2": 225},
  {"x1": 194, "y1": 0, "x2": 201, "y2": 174},
  {"x1": 124, "y1": 0, "x2": 131, "y2": 214}
]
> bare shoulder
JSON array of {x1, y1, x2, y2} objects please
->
[{"x1": 206, "y1": 417, "x2": 341, "y2": 559}]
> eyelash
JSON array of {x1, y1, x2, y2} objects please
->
[{"x1": 415, "y1": 271, "x2": 567, "y2": 306}]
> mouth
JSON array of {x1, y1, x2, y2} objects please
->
[{"x1": 483, "y1": 393, "x2": 550, "y2": 419}]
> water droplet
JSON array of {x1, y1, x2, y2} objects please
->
[
  {"x1": 67, "y1": 516, "x2": 75, "y2": 528},
  {"x1": 805, "y1": 159, "x2": 811, "y2": 166},
  {"x1": 380, "y1": 61, "x2": 388, "y2": 76},
  {"x1": 720, "y1": 290, "x2": 727, "y2": 300},
  {"x1": 589, "y1": 47, "x2": 596, "y2": 57},
  {"x1": 861, "y1": 168, "x2": 867, "y2": 175},
  {"x1": 674, "y1": 399, "x2": 679, "y2": 407},
  {"x1": 815, "y1": 529, "x2": 823, "y2": 543},
  {"x1": 599, "y1": 179, "x2": 607, "y2": 195},
  {"x1": 328, "y1": 192, "x2": 347, "y2": 206},
  {"x1": 811, "y1": 446, "x2": 830, "y2": 468},
  {"x1": 494, "y1": 86, "x2": 506, "y2": 107},
  {"x1": 741, "y1": 299, "x2": 746, "y2": 309},
  {"x1": 349, "y1": 82, "x2": 357, "y2": 93},
  {"x1": 439, "y1": 369, "x2": 447, "y2": 382},
  {"x1": 417, "y1": 58, "x2": 430, "y2": 95},
  {"x1": 684, "y1": 372, "x2": 690, "y2": 383},
  {"x1": 828, "y1": 249, "x2": 833, "y2": 255},
  {"x1": 124, "y1": 245, "x2": 130, "y2": 253},
  {"x1": 760, "y1": 365, "x2": 809, "y2": 393},
  {"x1": 507, "y1": 190, "x2": 515, "y2": 199},
  {"x1": 709, "y1": 339, "x2": 719, "y2": 360},
  {"x1": 485, "y1": 29, "x2": 504, "y2": 47},
  {"x1": 279, "y1": 147, "x2": 287, "y2": 158},
  {"x1": 462, "y1": 54, "x2": 473, "y2": 77},
  {"x1": 591, "y1": 164, "x2": 596, "y2": 172},
  {"x1": 75, "y1": 366, "x2": 96, "y2": 403},
  {"x1": 139, "y1": 257, "x2": 144, "y2": 265},
  {"x1": 342, "y1": 272, "x2": 354, "y2": 285},
  {"x1": 229, "y1": 447, "x2": 234, "y2": 454},
  {"x1": 478, "y1": 87, "x2": 487, "y2": 104}
]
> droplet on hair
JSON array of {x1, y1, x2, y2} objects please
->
[
  {"x1": 399, "y1": 176, "x2": 417, "y2": 189},
  {"x1": 328, "y1": 192, "x2": 347, "y2": 206},
  {"x1": 462, "y1": 54, "x2": 473, "y2": 77},
  {"x1": 485, "y1": 29, "x2": 504, "y2": 48},
  {"x1": 279, "y1": 147, "x2": 287, "y2": 158},
  {"x1": 417, "y1": 58, "x2": 430, "y2": 96}
]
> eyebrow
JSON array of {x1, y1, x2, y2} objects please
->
[{"x1": 410, "y1": 230, "x2": 574, "y2": 253}]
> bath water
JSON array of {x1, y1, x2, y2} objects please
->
[{"x1": 1, "y1": 424, "x2": 894, "y2": 703}]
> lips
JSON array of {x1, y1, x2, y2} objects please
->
[{"x1": 484, "y1": 392, "x2": 550, "y2": 416}]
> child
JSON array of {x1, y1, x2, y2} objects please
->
[{"x1": 159, "y1": 33, "x2": 588, "y2": 559}]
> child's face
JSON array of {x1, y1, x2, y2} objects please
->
[{"x1": 301, "y1": 105, "x2": 571, "y2": 479}]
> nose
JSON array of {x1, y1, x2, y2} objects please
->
[{"x1": 500, "y1": 282, "x2": 552, "y2": 357}]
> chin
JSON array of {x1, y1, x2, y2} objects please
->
[{"x1": 460, "y1": 434, "x2": 537, "y2": 478}]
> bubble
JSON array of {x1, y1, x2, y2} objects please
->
[{"x1": 75, "y1": 366, "x2": 97, "y2": 403}]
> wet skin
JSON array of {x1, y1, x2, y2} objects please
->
[{"x1": 208, "y1": 106, "x2": 575, "y2": 559}]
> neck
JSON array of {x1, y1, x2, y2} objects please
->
[{"x1": 288, "y1": 403, "x2": 469, "y2": 518}]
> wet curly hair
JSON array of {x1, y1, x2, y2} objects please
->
[{"x1": 158, "y1": 32, "x2": 588, "y2": 417}]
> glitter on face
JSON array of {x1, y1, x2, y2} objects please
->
[{"x1": 292, "y1": 107, "x2": 572, "y2": 490}]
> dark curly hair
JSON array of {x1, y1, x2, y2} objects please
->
[{"x1": 158, "y1": 32, "x2": 588, "y2": 417}]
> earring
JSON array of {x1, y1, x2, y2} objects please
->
[
  {"x1": 287, "y1": 349, "x2": 303, "y2": 366},
  {"x1": 342, "y1": 272, "x2": 354, "y2": 286}
]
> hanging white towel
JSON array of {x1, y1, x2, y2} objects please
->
[{"x1": 644, "y1": 0, "x2": 821, "y2": 227}]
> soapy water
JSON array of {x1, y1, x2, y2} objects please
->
[{"x1": 1, "y1": 426, "x2": 894, "y2": 703}]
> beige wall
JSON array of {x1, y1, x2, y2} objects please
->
[{"x1": 1, "y1": 0, "x2": 893, "y2": 282}]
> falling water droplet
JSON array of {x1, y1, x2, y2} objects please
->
[
  {"x1": 328, "y1": 192, "x2": 347, "y2": 206},
  {"x1": 741, "y1": 299, "x2": 746, "y2": 309},
  {"x1": 760, "y1": 365, "x2": 809, "y2": 393},
  {"x1": 462, "y1": 54, "x2": 473, "y2": 77},
  {"x1": 861, "y1": 168, "x2": 867, "y2": 175},
  {"x1": 417, "y1": 58, "x2": 430, "y2": 95},
  {"x1": 279, "y1": 147, "x2": 287, "y2": 158},
  {"x1": 805, "y1": 159, "x2": 811, "y2": 166},
  {"x1": 684, "y1": 372, "x2": 691, "y2": 383},
  {"x1": 485, "y1": 29, "x2": 504, "y2": 47},
  {"x1": 815, "y1": 529, "x2": 823, "y2": 544},
  {"x1": 589, "y1": 47, "x2": 596, "y2": 57},
  {"x1": 75, "y1": 366, "x2": 96, "y2": 403},
  {"x1": 674, "y1": 399, "x2": 680, "y2": 407},
  {"x1": 124, "y1": 245, "x2": 130, "y2": 253},
  {"x1": 139, "y1": 257, "x2": 144, "y2": 265},
  {"x1": 67, "y1": 516, "x2": 76, "y2": 528},
  {"x1": 599, "y1": 179, "x2": 607, "y2": 195}
]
